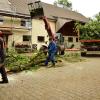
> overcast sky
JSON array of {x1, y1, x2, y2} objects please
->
[{"x1": 41, "y1": 0, "x2": 100, "y2": 18}]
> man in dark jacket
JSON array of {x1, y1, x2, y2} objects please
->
[
  {"x1": 0, "y1": 35, "x2": 8, "y2": 83},
  {"x1": 45, "y1": 37, "x2": 57, "y2": 66}
]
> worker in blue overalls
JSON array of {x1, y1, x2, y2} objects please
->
[{"x1": 45, "y1": 37, "x2": 57, "y2": 66}]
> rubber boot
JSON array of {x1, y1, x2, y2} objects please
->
[{"x1": 0, "y1": 66, "x2": 8, "y2": 83}]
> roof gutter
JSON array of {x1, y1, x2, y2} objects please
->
[{"x1": 0, "y1": 10, "x2": 30, "y2": 19}]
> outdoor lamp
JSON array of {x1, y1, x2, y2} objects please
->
[{"x1": 28, "y1": 1, "x2": 44, "y2": 18}]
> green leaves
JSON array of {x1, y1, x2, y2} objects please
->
[
  {"x1": 76, "y1": 12, "x2": 100, "y2": 40},
  {"x1": 54, "y1": 0, "x2": 72, "y2": 9},
  {"x1": 5, "y1": 50, "x2": 46, "y2": 72},
  {"x1": 5, "y1": 50, "x2": 30, "y2": 72}
]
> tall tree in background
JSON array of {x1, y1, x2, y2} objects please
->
[
  {"x1": 54, "y1": 0, "x2": 72, "y2": 9},
  {"x1": 77, "y1": 12, "x2": 100, "y2": 40}
]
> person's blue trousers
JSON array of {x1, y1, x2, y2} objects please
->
[{"x1": 45, "y1": 52, "x2": 55, "y2": 66}]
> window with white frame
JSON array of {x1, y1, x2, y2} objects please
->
[
  {"x1": 26, "y1": 19, "x2": 32, "y2": 28},
  {"x1": 68, "y1": 37, "x2": 73, "y2": 42},
  {"x1": 76, "y1": 37, "x2": 78, "y2": 42},
  {"x1": 37, "y1": 36, "x2": 45, "y2": 42},
  {"x1": 23, "y1": 35, "x2": 31, "y2": 41},
  {"x1": 21, "y1": 19, "x2": 32, "y2": 28}
]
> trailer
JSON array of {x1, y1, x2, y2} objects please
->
[{"x1": 80, "y1": 40, "x2": 100, "y2": 56}]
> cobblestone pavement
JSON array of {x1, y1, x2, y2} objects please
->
[{"x1": 0, "y1": 57, "x2": 100, "y2": 100}]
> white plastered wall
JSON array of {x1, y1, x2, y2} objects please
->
[
  {"x1": 63, "y1": 36, "x2": 80, "y2": 49},
  {"x1": 8, "y1": 30, "x2": 31, "y2": 48},
  {"x1": 32, "y1": 19, "x2": 56, "y2": 50}
]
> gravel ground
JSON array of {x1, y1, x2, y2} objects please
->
[{"x1": 0, "y1": 57, "x2": 100, "y2": 100}]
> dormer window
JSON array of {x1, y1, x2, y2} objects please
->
[{"x1": 21, "y1": 19, "x2": 32, "y2": 28}]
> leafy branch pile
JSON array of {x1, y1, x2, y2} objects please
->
[
  {"x1": 5, "y1": 50, "x2": 47, "y2": 72},
  {"x1": 5, "y1": 50, "x2": 30, "y2": 72},
  {"x1": 5, "y1": 50, "x2": 83, "y2": 72},
  {"x1": 29, "y1": 51, "x2": 47, "y2": 66}
]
